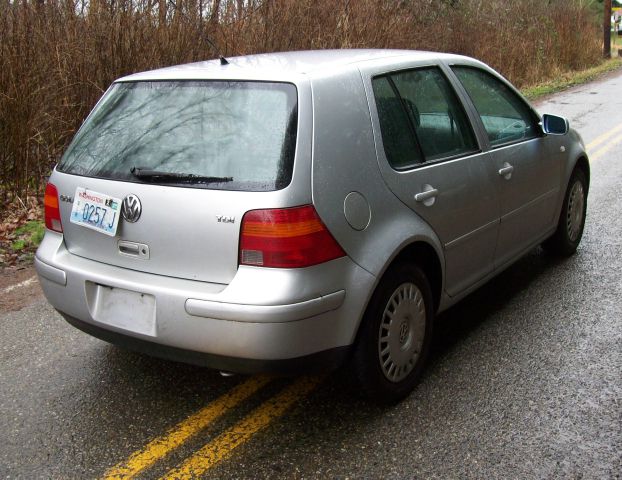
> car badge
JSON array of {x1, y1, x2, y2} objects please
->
[{"x1": 122, "y1": 194, "x2": 142, "y2": 223}]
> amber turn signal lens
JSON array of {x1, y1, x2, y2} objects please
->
[
  {"x1": 44, "y1": 183, "x2": 63, "y2": 233},
  {"x1": 239, "y1": 205, "x2": 345, "y2": 268}
]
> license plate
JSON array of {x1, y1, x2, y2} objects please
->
[
  {"x1": 70, "y1": 187, "x2": 121, "y2": 236},
  {"x1": 92, "y1": 284, "x2": 156, "y2": 336}
]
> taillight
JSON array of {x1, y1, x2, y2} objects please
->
[
  {"x1": 240, "y1": 205, "x2": 345, "y2": 268},
  {"x1": 44, "y1": 183, "x2": 63, "y2": 233}
]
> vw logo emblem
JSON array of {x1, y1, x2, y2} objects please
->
[{"x1": 122, "y1": 194, "x2": 142, "y2": 223}]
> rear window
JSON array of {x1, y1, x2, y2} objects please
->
[{"x1": 58, "y1": 81, "x2": 298, "y2": 191}]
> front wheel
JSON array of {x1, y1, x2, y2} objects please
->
[
  {"x1": 543, "y1": 168, "x2": 588, "y2": 256},
  {"x1": 351, "y1": 263, "x2": 433, "y2": 404}
]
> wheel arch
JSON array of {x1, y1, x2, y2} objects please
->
[
  {"x1": 388, "y1": 241, "x2": 443, "y2": 315},
  {"x1": 355, "y1": 238, "x2": 444, "y2": 338},
  {"x1": 542, "y1": 152, "x2": 589, "y2": 256},
  {"x1": 573, "y1": 155, "x2": 590, "y2": 192},
  {"x1": 348, "y1": 240, "x2": 442, "y2": 401},
  {"x1": 553, "y1": 138, "x2": 591, "y2": 228}
]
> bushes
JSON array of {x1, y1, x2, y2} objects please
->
[{"x1": 0, "y1": 0, "x2": 602, "y2": 203}]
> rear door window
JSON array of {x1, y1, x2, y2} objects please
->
[
  {"x1": 390, "y1": 68, "x2": 478, "y2": 161},
  {"x1": 371, "y1": 76, "x2": 423, "y2": 168},
  {"x1": 372, "y1": 67, "x2": 478, "y2": 168},
  {"x1": 58, "y1": 81, "x2": 298, "y2": 191}
]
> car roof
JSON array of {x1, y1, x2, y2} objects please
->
[{"x1": 117, "y1": 49, "x2": 468, "y2": 82}]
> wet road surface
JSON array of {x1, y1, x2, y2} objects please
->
[{"x1": 1, "y1": 71, "x2": 621, "y2": 479}]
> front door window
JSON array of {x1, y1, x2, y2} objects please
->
[{"x1": 452, "y1": 66, "x2": 540, "y2": 147}]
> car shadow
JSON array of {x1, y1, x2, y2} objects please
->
[
  {"x1": 317, "y1": 246, "x2": 574, "y2": 410},
  {"x1": 430, "y1": 246, "x2": 568, "y2": 362},
  {"x1": 234, "y1": 248, "x2": 582, "y2": 476}
]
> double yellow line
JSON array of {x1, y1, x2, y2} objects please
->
[
  {"x1": 586, "y1": 123, "x2": 622, "y2": 161},
  {"x1": 104, "y1": 375, "x2": 322, "y2": 480}
]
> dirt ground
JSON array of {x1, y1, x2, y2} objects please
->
[{"x1": 0, "y1": 265, "x2": 42, "y2": 312}]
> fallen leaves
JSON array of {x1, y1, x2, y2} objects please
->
[{"x1": 0, "y1": 195, "x2": 44, "y2": 269}]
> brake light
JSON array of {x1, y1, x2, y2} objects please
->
[
  {"x1": 44, "y1": 183, "x2": 63, "y2": 233},
  {"x1": 240, "y1": 205, "x2": 345, "y2": 268}
]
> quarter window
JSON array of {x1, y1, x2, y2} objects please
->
[
  {"x1": 372, "y1": 67, "x2": 478, "y2": 169},
  {"x1": 452, "y1": 66, "x2": 540, "y2": 147},
  {"x1": 372, "y1": 76, "x2": 422, "y2": 168}
]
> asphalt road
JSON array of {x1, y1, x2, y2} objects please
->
[{"x1": 2, "y1": 71, "x2": 622, "y2": 479}]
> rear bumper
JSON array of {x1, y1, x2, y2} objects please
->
[
  {"x1": 184, "y1": 290, "x2": 346, "y2": 323},
  {"x1": 35, "y1": 231, "x2": 375, "y2": 372},
  {"x1": 61, "y1": 312, "x2": 351, "y2": 374}
]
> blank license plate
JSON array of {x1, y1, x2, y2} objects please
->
[
  {"x1": 70, "y1": 187, "x2": 121, "y2": 236},
  {"x1": 93, "y1": 285, "x2": 156, "y2": 337}
]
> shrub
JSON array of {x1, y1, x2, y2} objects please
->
[{"x1": 0, "y1": 0, "x2": 602, "y2": 204}]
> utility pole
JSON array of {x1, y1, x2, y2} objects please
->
[{"x1": 605, "y1": 0, "x2": 612, "y2": 58}]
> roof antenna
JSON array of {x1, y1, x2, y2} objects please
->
[
  {"x1": 166, "y1": 0, "x2": 230, "y2": 65},
  {"x1": 202, "y1": 33, "x2": 229, "y2": 65}
]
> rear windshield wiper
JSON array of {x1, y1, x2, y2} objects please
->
[{"x1": 131, "y1": 167, "x2": 233, "y2": 184}]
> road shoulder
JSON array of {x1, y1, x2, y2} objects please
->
[{"x1": 0, "y1": 266, "x2": 42, "y2": 312}]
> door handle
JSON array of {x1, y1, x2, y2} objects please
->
[
  {"x1": 118, "y1": 240, "x2": 150, "y2": 259},
  {"x1": 414, "y1": 186, "x2": 439, "y2": 206},
  {"x1": 498, "y1": 163, "x2": 514, "y2": 179},
  {"x1": 415, "y1": 189, "x2": 439, "y2": 202}
]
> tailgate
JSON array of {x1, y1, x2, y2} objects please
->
[{"x1": 54, "y1": 173, "x2": 248, "y2": 285}]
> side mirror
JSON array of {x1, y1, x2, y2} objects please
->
[{"x1": 541, "y1": 114, "x2": 569, "y2": 135}]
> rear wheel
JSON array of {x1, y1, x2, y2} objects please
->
[
  {"x1": 351, "y1": 263, "x2": 433, "y2": 404},
  {"x1": 543, "y1": 168, "x2": 588, "y2": 256}
]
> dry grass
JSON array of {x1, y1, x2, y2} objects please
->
[{"x1": 0, "y1": 0, "x2": 603, "y2": 203}]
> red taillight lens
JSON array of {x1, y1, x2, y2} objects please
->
[
  {"x1": 239, "y1": 205, "x2": 345, "y2": 268},
  {"x1": 44, "y1": 183, "x2": 63, "y2": 233}
]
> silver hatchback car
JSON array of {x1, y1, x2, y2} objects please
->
[{"x1": 36, "y1": 50, "x2": 589, "y2": 402}]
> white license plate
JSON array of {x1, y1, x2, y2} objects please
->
[
  {"x1": 92, "y1": 285, "x2": 156, "y2": 336},
  {"x1": 70, "y1": 187, "x2": 121, "y2": 236}
]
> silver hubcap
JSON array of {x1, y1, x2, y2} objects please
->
[
  {"x1": 566, "y1": 180, "x2": 585, "y2": 242},
  {"x1": 378, "y1": 282, "x2": 426, "y2": 383}
]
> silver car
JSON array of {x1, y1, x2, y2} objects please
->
[{"x1": 36, "y1": 50, "x2": 589, "y2": 402}]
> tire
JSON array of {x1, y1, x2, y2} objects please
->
[
  {"x1": 351, "y1": 263, "x2": 433, "y2": 404},
  {"x1": 543, "y1": 168, "x2": 588, "y2": 257}
]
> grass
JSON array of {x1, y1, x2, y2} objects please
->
[
  {"x1": 523, "y1": 56, "x2": 622, "y2": 101},
  {"x1": 11, "y1": 220, "x2": 45, "y2": 253}
]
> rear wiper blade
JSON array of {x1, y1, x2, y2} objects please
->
[{"x1": 131, "y1": 167, "x2": 233, "y2": 184}]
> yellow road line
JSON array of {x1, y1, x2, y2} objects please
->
[
  {"x1": 160, "y1": 376, "x2": 322, "y2": 480},
  {"x1": 104, "y1": 376, "x2": 271, "y2": 480},
  {"x1": 590, "y1": 138, "x2": 622, "y2": 162},
  {"x1": 586, "y1": 123, "x2": 622, "y2": 151},
  {"x1": 588, "y1": 125, "x2": 622, "y2": 161}
]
